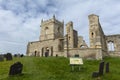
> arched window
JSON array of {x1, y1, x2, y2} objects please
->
[
  {"x1": 91, "y1": 32, "x2": 94, "y2": 38},
  {"x1": 34, "y1": 50, "x2": 37, "y2": 56},
  {"x1": 107, "y1": 41, "x2": 115, "y2": 51},
  {"x1": 45, "y1": 27, "x2": 48, "y2": 35},
  {"x1": 51, "y1": 46, "x2": 53, "y2": 56},
  {"x1": 58, "y1": 27, "x2": 60, "y2": 32},
  {"x1": 80, "y1": 45, "x2": 85, "y2": 48},
  {"x1": 69, "y1": 36, "x2": 70, "y2": 40},
  {"x1": 41, "y1": 48, "x2": 44, "y2": 56},
  {"x1": 45, "y1": 27, "x2": 48, "y2": 39},
  {"x1": 58, "y1": 45, "x2": 62, "y2": 51}
]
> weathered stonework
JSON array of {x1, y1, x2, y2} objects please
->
[
  {"x1": 106, "y1": 35, "x2": 120, "y2": 56},
  {"x1": 26, "y1": 14, "x2": 120, "y2": 60}
]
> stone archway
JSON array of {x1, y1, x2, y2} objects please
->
[
  {"x1": 45, "y1": 47, "x2": 49, "y2": 57},
  {"x1": 41, "y1": 48, "x2": 44, "y2": 57},
  {"x1": 51, "y1": 46, "x2": 53, "y2": 56},
  {"x1": 34, "y1": 50, "x2": 37, "y2": 56}
]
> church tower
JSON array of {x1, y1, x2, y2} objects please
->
[
  {"x1": 40, "y1": 15, "x2": 64, "y2": 41},
  {"x1": 89, "y1": 14, "x2": 102, "y2": 48},
  {"x1": 66, "y1": 21, "x2": 78, "y2": 48},
  {"x1": 89, "y1": 14, "x2": 107, "y2": 50}
]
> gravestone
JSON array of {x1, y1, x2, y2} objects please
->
[
  {"x1": 14, "y1": 54, "x2": 23, "y2": 57},
  {"x1": 20, "y1": 54, "x2": 24, "y2": 57},
  {"x1": 92, "y1": 72, "x2": 99, "y2": 78},
  {"x1": 106, "y1": 62, "x2": 109, "y2": 73},
  {"x1": 5, "y1": 53, "x2": 12, "y2": 61},
  {"x1": 14, "y1": 54, "x2": 17, "y2": 57},
  {"x1": 99, "y1": 61, "x2": 105, "y2": 75},
  {"x1": 9, "y1": 62, "x2": 23, "y2": 75},
  {"x1": 56, "y1": 54, "x2": 58, "y2": 57},
  {"x1": 74, "y1": 54, "x2": 79, "y2": 57},
  {"x1": 0, "y1": 55, "x2": 4, "y2": 61},
  {"x1": 45, "y1": 52, "x2": 48, "y2": 57},
  {"x1": 92, "y1": 61, "x2": 105, "y2": 78}
]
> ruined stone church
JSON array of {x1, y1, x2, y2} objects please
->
[{"x1": 26, "y1": 14, "x2": 120, "y2": 60}]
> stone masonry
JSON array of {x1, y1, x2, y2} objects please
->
[{"x1": 26, "y1": 14, "x2": 120, "y2": 60}]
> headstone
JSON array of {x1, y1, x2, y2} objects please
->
[
  {"x1": 14, "y1": 54, "x2": 17, "y2": 57},
  {"x1": 14, "y1": 54, "x2": 23, "y2": 57},
  {"x1": 92, "y1": 72, "x2": 99, "y2": 78},
  {"x1": 45, "y1": 52, "x2": 48, "y2": 57},
  {"x1": 34, "y1": 51, "x2": 37, "y2": 56},
  {"x1": 74, "y1": 54, "x2": 79, "y2": 57},
  {"x1": 9, "y1": 62, "x2": 23, "y2": 75},
  {"x1": 105, "y1": 62, "x2": 109, "y2": 73},
  {"x1": 99, "y1": 61, "x2": 105, "y2": 75},
  {"x1": 20, "y1": 54, "x2": 24, "y2": 57},
  {"x1": 0, "y1": 55, "x2": 4, "y2": 61},
  {"x1": 5, "y1": 53, "x2": 12, "y2": 61},
  {"x1": 92, "y1": 61, "x2": 105, "y2": 78},
  {"x1": 56, "y1": 54, "x2": 58, "y2": 57}
]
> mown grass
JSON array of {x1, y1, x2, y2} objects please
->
[{"x1": 0, "y1": 56, "x2": 120, "y2": 80}]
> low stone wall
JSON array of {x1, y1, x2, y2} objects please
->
[
  {"x1": 64, "y1": 48, "x2": 103, "y2": 60},
  {"x1": 53, "y1": 51, "x2": 64, "y2": 57},
  {"x1": 108, "y1": 51, "x2": 120, "y2": 57}
]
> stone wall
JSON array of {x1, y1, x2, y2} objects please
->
[
  {"x1": 64, "y1": 48, "x2": 103, "y2": 60},
  {"x1": 27, "y1": 14, "x2": 120, "y2": 60},
  {"x1": 106, "y1": 34, "x2": 120, "y2": 56},
  {"x1": 27, "y1": 39, "x2": 64, "y2": 57},
  {"x1": 88, "y1": 14, "x2": 107, "y2": 55},
  {"x1": 78, "y1": 36, "x2": 88, "y2": 48}
]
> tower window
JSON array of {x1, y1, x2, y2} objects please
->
[
  {"x1": 58, "y1": 27, "x2": 60, "y2": 32},
  {"x1": 69, "y1": 36, "x2": 70, "y2": 40},
  {"x1": 91, "y1": 32, "x2": 94, "y2": 38},
  {"x1": 45, "y1": 27, "x2": 48, "y2": 34}
]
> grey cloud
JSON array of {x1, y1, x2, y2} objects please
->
[{"x1": 0, "y1": 0, "x2": 120, "y2": 54}]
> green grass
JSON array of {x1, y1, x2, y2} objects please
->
[{"x1": 0, "y1": 57, "x2": 120, "y2": 80}]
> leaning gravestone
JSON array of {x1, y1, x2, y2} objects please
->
[
  {"x1": 9, "y1": 62, "x2": 23, "y2": 75},
  {"x1": 5, "y1": 53, "x2": 13, "y2": 61},
  {"x1": 92, "y1": 61, "x2": 105, "y2": 78},
  {"x1": 105, "y1": 62, "x2": 109, "y2": 73},
  {"x1": 0, "y1": 55, "x2": 4, "y2": 61},
  {"x1": 99, "y1": 61, "x2": 105, "y2": 75},
  {"x1": 20, "y1": 54, "x2": 24, "y2": 57}
]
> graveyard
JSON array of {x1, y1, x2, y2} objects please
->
[{"x1": 0, "y1": 56, "x2": 120, "y2": 80}]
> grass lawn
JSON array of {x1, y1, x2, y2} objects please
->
[{"x1": 0, "y1": 56, "x2": 120, "y2": 80}]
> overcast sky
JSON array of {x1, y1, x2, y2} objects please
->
[{"x1": 0, "y1": 0, "x2": 120, "y2": 54}]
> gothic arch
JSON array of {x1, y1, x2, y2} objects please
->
[
  {"x1": 107, "y1": 41, "x2": 115, "y2": 51},
  {"x1": 57, "y1": 27, "x2": 60, "y2": 32},
  {"x1": 45, "y1": 27, "x2": 49, "y2": 35},
  {"x1": 34, "y1": 50, "x2": 37, "y2": 56},
  {"x1": 91, "y1": 32, "x2": 94, "y2": 38},
  {"x1": 51, "y1": 46, "x2": 53, "y2": 56},
  {"x1": 41, "y1": 48, "x2": 44, "y2": 56}
]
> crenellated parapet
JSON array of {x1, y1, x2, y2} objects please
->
[{"x1": 41, "y1": 15, "x2": 64, "y2": 27}]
